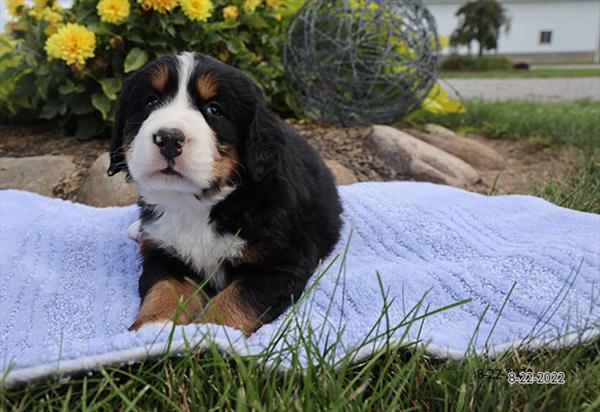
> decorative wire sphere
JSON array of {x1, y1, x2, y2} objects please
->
[{"x1": 283, "y1": 0, "x2": 440, "y2": 126}]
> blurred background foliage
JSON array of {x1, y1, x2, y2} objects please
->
[{"x1": 1, "y1": 0, "x2": 461, "y2": 138}]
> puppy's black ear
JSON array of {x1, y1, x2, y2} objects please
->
[
  {"x1": 107, "y1": 98, "x2": 127, "y2": 176},
  {"x1": 245, "y1": 106, "x2": 285, "y2": 182},
  {"x1": 107, "y1": 79, "x2": 132, "y2": 176}
]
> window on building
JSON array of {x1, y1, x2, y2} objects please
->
[{"x1": 540, "y1": 31, "x2": 552, "y2": 44}]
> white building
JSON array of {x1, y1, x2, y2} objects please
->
[{"x1": 424, "y1": 0, "x2": 600, "y2": 63}]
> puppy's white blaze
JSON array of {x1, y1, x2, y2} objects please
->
[
  {"x1": 129, "y1": 52, "x2": 241, "y2": 291},
  {"x1": 140, "y1": 190, "x2": 245, "y2": 291},
  {"x1": 127, "y1": 52, "x2": 216, "y2": 193}
]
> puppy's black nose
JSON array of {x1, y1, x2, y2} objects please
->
[{"x1": 153, "y1": 128, "x2": 185, "y2": 159}]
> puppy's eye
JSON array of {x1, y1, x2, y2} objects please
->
[
  {"x1": 145, "y1": 95, "x2": 159, "y2": 108},
  {"x1": 206, "y1": 102, "x2": 223, "y2": 117}
]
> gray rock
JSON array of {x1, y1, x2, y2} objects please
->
[
  {"x1": 325, "y1": 159, "x2": 358, "y2": 185},
  {"x1": 420, "y1": 124, "x2": 506, "y2": 170},
  {"x1": 0, "y1": 155, "x2": 77, "y2": 197},
  {"x1": 79, "y1": 153, "x2": 138, "y2": 207},
  {"x1": 366, "y1": 125, "x2": 480, "y2": 188}
]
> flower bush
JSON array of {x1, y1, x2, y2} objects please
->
[
  {"x1": 1, "y1": 0, "x2": 462, "y2": 138},
  {"x1": 1, "y1": 0, "x2": 302, "y2": 138}
]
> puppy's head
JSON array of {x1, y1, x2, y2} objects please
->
[{"x1": 109, "y1": 52, "x2": 280, "y2": 198}]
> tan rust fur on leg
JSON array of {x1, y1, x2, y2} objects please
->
[
  {"x1": 195, "y1": 281, "x2": 262, "y2": 336},
  {"x1": 129, "y1": 277, "x2": 207, "y2": 331}
]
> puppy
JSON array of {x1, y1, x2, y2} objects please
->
[{"x1": 108, "y1": 52, "x2": 342, "y2": 335}]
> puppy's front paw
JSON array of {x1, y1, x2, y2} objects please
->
[
  {"x1": 128, "y1": 278, "x2": 206, "y2": 332},
  {"x1": 128, "y1": 219, "x2": 142, "y2": 241},
  {"x1": 128, "y1": 317, "x2": 174, "y2": 331}
]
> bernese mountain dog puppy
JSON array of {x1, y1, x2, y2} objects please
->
[{"x1": 108, "y1": 52, "x2": 342, "y2": 335}]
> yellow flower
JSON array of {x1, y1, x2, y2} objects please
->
[
  {"x1": 438, "y1": 35, "x2": 449, "y2": 49},
  {"x1": 28, "y1": 7, "x2": 43, "y2": 19},
  {"x1": 242, "y1": 0, "x2": 261, "y2": 14},
  {"x1": 180, "y1": 0, "x2": 213, "y2": 21},
  {"x1": 6, "y1": 0, "x2": 26, "y2": 17},
  {"x1": 218, "y1": 49, "x2": 230, "y2": 61},
  {"x1": 222, "y1": 5, "x2": 239, "y2": 21},
  {"x1": 97, "y1": 0, "x2": 130, "y2": 24},
  {"x1": 349, "y1": 0, "x2": 378, "y2": 11},
  {"x1": 43, "y1": 8, "x2": 63, "y2": 35},
  {"x1": 265, "y1": 0, "x2": 279, "y2": 9},
  {"x1": 27, "y1": 5, "x2": 63, "y2": 34},
  {"x1": 274, "y1": 13, "x2": 282, "y2": 21},
  {"x1": 138, "y1": 0, "x2": 177, "y2": 13},
  {"x1": 45, "y1": 23, "x2": 96, "y2": 66},
  {"x1": 421, "y1": 84, "x2": 465, "y2": 114},
  {"x1": 34, "y1": 0, "x2": 54, "y2": 8}
]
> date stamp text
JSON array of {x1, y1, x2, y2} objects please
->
[{"x1": 475, "y1": 369, "x2": 565, "y2": 385}]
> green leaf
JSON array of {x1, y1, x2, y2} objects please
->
[
  {"x1": 100, "y1": 77, "x2": 122, "y2": 100},
  {"x1": 58, "y1": 100, "x2": 68, "y2": 116},
  {"x1": 92, "y1": 92, "x2": 111, "y2": 119},
  {"x1": 59, "y1": 80, "x2": 85, "y2": 95},
  {"x1": 128, "y1": 34, "x2": 144, "y2": 44},
  {"x1": 87, "y1": 23, "x2": 114, "y2": 36},
  {"x1": 36, "y1": 76, "x2": 51, "y2": 100},
  {"x1": 39, "y1": 100, "x2": 58, "y2": 119},
  {"x1": 242, "y1": 14, "x2": 269, "y2": 30},
  {"x1": 225, "y1": 38, "x2": 244, "y2": 54},
  {"x1": 69, "y1": 93, "x2": 95, "y2": 115},
  {"x1": 124, "y1": 48, "x2": 148, "y2": 73},
  {"x1": 74, "y1": 114, "x2": 100, "y2": 139},
  {"x1": 205, "y1": 20, "x2": 240, "y2": 32}
]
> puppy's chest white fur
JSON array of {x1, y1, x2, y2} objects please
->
[{"x1": 142, "y1": 201, "x2": 245, "y2": 290}]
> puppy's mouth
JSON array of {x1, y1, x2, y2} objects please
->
[
  {"x1": 159, "y1": 166, "x2": 181, "y2": 176},
  {"x1": 149, "y1": 166, "x2": 199, "y2": 188}
]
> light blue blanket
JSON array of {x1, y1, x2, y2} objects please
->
[{"x1": 1, "y1": 182, "x2": 599, "y2": 386}]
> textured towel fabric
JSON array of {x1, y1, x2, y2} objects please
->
[{"x1": 1, "y1": 182, "x2": 599, "y2": 386}]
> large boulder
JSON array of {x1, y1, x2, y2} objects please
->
[
  {"x1": 419, "y1": 124, "x2": 506, "y2": 170},
  {"x1": 78, "y1": 153, "x2": 138, "y2": 207},
  {"x1": 324, "y1": 159, "x2": 358, "y2": 185},
  {"x1": 365, "y1": 125, "x2": 480, "y2": 188},
  {"x1": 0, "y1": 155, "x2": 77, "y2": 197}
]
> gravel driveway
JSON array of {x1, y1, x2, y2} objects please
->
[{"x1": 442, "y1": 77, "x2": 600, "y2": 102}]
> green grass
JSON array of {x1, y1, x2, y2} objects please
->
[
  {"x1": 2, "y1": 287, "x2": 598, "y2": 411},
  {"x1": 441, "y1": 68, "x2": 600, "y2": 78},
  {"x1": 418, "y1": 99, "x2": 600, "y2": 212},
  {"x1": 2, "y1": 338, "x2": 598, "y2": 411},
  {"x1": 535, "y1": 156, "x2": 600, "y2": 214},
  {"x1": 415, "y1": 100, "x2": 600, "y2": 148},
  {"x1": 2, "y1": 100, "x2": 600, "y2": 411}
]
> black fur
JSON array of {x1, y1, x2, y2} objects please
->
[{"x1": 109, "y1": 53, "x2": 342, "y2": 330}]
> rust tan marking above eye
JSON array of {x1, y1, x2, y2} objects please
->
[
  {"x1": 197, "y1": 73, "x2": 219, "y2": 100},
  {"x1": 150, "y1": 65, "x2": 169, "y2": 92}
]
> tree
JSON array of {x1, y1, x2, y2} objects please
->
[{"x1": 450, "y1": 0, "x2": 510, "y2": 57}]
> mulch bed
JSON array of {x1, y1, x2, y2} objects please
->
[
  {"x1": 1, "y1": 121, "x2": 580, "y2": 201},
  {"x1": 294, "y1": 122, "x2": 399, "y2": 182}
]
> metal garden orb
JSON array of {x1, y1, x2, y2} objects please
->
[{"x1": 283, "y1": 0, "x2": 440, "y2": 126}]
